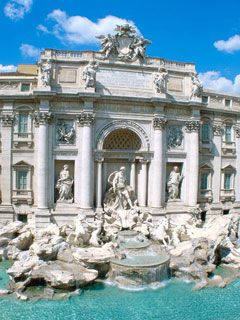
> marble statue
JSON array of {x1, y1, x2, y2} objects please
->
[
  {"x1": 167, "y1": 166, "x2": 183, "y2": 200},
  {"x1": 82, "y1": 60, "x2": 99, "y2": 89},
  {"x1": 73, "y1": 213, "x2": 90, "y2": 245},
  {"x1": 40, "y1": 59, "x2": 52, "y2": 87},
  {"x1": 96, "y1": 24, "x2": 151, "y2": 62},
  {"x1": 103, "y1": 166, "x2": 139, "y2": 230},
  {"x1": 104, "y1": 166, "x2": 134, "y2": 211},
  {"x1": 57, "y1": 122, "x2": 75, "y2": 144},
  {"x1": 89, "y1": 214, "x2": 104, "y2": 247},
  {"x1": 56, "y1": 164, "x2": 74, "y2": 203},
  {"x1": 190, "y1": 73, "x2": 203, "y2": 100},
  {"x1": 96, "y1": 34, "x2": 117, "y2": 58},
  {"x1": 154, "y1": 67, "x2": 168, "y2": 93},
  {"x1": 150, "y1": 217, "x2": 171, "y2": 247}
]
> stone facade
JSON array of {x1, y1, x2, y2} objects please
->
[{"x1": 0, "y1": 25, "x2": 240, "y2": 228}]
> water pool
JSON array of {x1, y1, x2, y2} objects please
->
[{"x1": 0, "y1": 263, "x2": 240, "y2": 320}]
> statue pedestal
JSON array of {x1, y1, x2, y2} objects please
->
[{"x1": 34, "y1": 86, "x2": 51, "y2": 92}]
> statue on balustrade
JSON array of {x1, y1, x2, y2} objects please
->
[
  {"x1": 56, "y1": 164, "x2": 74, "y2": 203},
  {"x1": 167, "y1": 166, "x2": 183, "y2": 200},
  {"x1": 190, "y1": 73, "x2": 203, "y2": 100},
  {"x1": 154, "y1": 67, "x2": 168, "y2": 93},
  {"x1": 82, "y1": 60, "x2": 99, "y2": 89},
  {"x1": 40, "y1": 59, "x2": 52, "y2": 87}
]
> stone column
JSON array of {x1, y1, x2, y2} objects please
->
[
  {"x1": 234, "y1": 125, "x2": 240, "y2": 202},
  {"x1": 185, "y1": 120, "x2": 200, "y2": 206},
  {"x1": 151, "y1": 116, "x2": 167, "y2": 208},
  {"x1": 34, "y1": 112, "x2": 53, "y2": 209},
  {"x1": 212, "y1": 123, "x2": 222, "y2": 204},
  {"x1": 74, "y1": 121, "x2": 82, "y2": 205},
  {"x1": 130, "y1": 159, "x2": 136, "y2": 192},
  {"x1": 138, "y1": 159, "x2": 148, "y2": 207},
  {"x1": 77, "y1": 111, "x2": 95, "y2": 210},
  {"x1": 1, "y1": 113, "x2": 14, "y2": 206},
  {"x1": 96, "y1": 156, "x2": 103, "y2": 209}
]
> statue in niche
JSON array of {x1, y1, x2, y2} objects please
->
[
  {"x1": 190, "y1": 73, "x2": 203, "y2": 100},
  {"x1": 154, "y1": 67, "x2": 168, "y2": 93},
  {"x1": 56, "y1": 164, "x2": 74, "y2": 203},
  {"x1": 167, "y1": 166, "x2": 183, "y2": 200},
  {"x1": 104, "y1": 166, "x2": 139, "y2": 230},
  {"x1": 82, "y1": 60, "x2": 99, "y2": 89},
  {"x1": 57, "y1": 121, "x2": 75, "y2": 144},
  {"x1": 40, "y1": 59, "x2": 52, "y2": 87}
]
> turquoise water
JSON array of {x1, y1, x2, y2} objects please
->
[{"x1": 0, "y1": 263, "x2": 240, "y2": 320}]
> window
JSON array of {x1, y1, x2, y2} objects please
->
[
  {"x1": 225, "y1": 125, "x2": 232, "y2": 142},
  {"x1": 225, "y1": 99, "x2": 231, "y2": 107},
  {"x1": 224, "y1": 173, "x2": 231, "y2": 190},
  {"x1": 16, "y1": 170, "x2": 28, "y2": 190},
  {"x1": 201, "y1": 123, "x2": 210, "y2": 143},
  {"x1": 18, "y1": 114, "x2": 28, "y2": 135},
  {"x1": 21, "y1": 83, "x2": 30, "y2": 92},
  {"x1": 202, "y1": 96, "x2": 208, "y2": 104},
  {"x1": 201, "y1": 173, "x2": 209, "y2": 190}
]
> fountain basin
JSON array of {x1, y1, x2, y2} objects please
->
[{"x1": 109, "y1": 254, "x2": 170, "y2": 287}]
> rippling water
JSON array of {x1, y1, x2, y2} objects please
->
[{"x1": 0, "y1": 262, "x2": 240, "y2": 320}]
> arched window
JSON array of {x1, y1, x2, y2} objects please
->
[{"x1": 103, "y1": 129, "x2": 141, "y2": 150}]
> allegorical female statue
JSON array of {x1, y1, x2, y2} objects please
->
[
  {"x1": 167, "y1": 166, "x2": 183, "y2": 200},
  {"x1": 56, "y1": 164, "x2": 74, "y2": 203}
]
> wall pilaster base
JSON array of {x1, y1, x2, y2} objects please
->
[
  {"x1": 0, "y1": 205, "x2": 15, "y2": 223},
  {"x1": 35, "y1": 209, "x2": 51, "y2": 229}
]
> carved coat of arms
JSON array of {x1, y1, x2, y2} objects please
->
[{"x1": 96, "y1": 24, "x2": 151, "y2": 62}]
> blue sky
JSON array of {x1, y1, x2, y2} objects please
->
[{"x1": 0, "y1": 0, "x2": 240, "y2": 95}]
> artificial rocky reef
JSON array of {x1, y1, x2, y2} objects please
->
[{"x1": 0, "y1": 206, "x2": 239, "y2": 300}]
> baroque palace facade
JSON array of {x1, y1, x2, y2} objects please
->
[{"x1": 0, "y1": 24, "x2": 240, "y2": 228}]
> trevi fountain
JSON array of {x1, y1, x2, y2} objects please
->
[{"x1": 0, "y1": 23, "x2": 240, "y2": 320}]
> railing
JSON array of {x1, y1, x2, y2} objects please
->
[
  {"x1": 12, "y1": 189, "x2": 33, "y2": 204},
  {"x1": 222, "y1": 141, "x2": 236, "y2": 155},
  {"x1": 199, "y1": 189, "x2": 213, "y2": 202},
  {"x1": 220, "y1": 189, "x2": 235, "y2": 202},
  {"x1": 13, "y1": 132, "x2": 33, "y2": 148}
]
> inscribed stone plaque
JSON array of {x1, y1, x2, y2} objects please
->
[
  {"x1": 97, "y1": 69, "x2": 152, "y2": 89},
  {"x1": 58, "y1": 68, "x2": 77, "y2": 83},
  {"x1": 167, "y1": 77, "x2": 183, "y2": 92}
]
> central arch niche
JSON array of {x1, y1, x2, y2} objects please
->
[
  {"x1": 98, "y1": 128, "x2": 148, "y2": 208},
  {"x1": 103, "y1": 129, "x2": 142, "y2": 151}
]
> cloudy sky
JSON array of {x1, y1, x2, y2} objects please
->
[{"x1": 0, "y1": 0, "x2": 240, "y2": 95}]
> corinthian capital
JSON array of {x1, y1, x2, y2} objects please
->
[
  {"x1": 2, "y1": 114, "x2": 15, "y2": 127},
  {"x1": 153, "y1": 116, "x2": 167, "y2": 130},
  {"x1": 33, "y1": 112, "x2": 53, "y2": 126},
  {"x1": 185, "y1": 120, "x2": 200, "y2": 133},
  {"x1": 77, "y1": 112, "x2": 95, "y2": 126}
]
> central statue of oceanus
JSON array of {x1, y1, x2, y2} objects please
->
[{"x1": 104, "y1": 166, "x2": 139, "y2": 229}]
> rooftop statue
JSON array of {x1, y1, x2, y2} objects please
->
[
  {"x1": 190, "y1": 72, "x2": 203, "y2": 100},
  {"x1": 96, "y1": 24, "x2": 151, "y2": 62}
]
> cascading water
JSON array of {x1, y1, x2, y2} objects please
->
[{"x1": 108, "y1": 230, "x2": 170, "y2": 288}]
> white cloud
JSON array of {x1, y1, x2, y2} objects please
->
[
  {"x1": 214, "y1": 34, "x2": 240, "y2": 53},
  {"x1": 0, "y1": 64, "x2": 17, "y2": 73},
  {"x1": 38, "y1": 10, "x2": 139, "y2": 45},
  {"x1": 20, "y1": 43, "x2": 40, "y2": 58},
  {"x1": 4, "y1": 0, "x2": 33, "y2": 21},
  {"x1": 199, "y1": 71, "x2": 240, "y2": 95}
]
